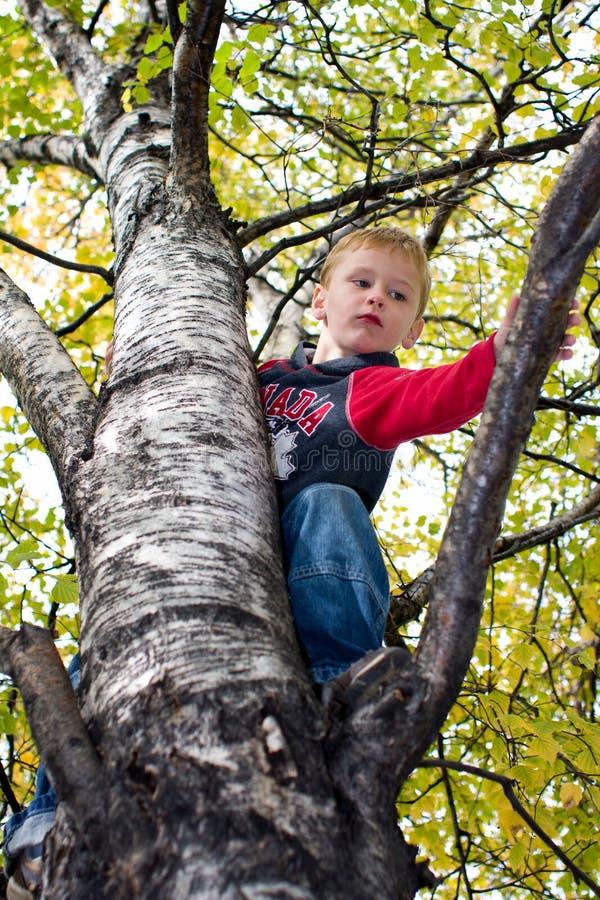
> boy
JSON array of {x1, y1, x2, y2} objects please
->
[
  {"x1": 4, "y1": 227, "x2": 578, "y2": 897},
  {"x1": 257, "y1": 225, "x2": 577, "y2": 698}
]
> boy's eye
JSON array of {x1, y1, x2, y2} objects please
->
[
  {"x1": 390, "y1": 291, "x2": 406, "y2": 301},
  {"x1": 353, "y1": 279, "x2": 369, "y2": 288}
]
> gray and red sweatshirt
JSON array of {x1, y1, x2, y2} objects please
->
[{"x1": 258, "y1": 337, "x2": 496, "y2": 513}]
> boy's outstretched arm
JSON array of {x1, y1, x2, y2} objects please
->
[{"x1": 492, "y1": 294, "x2": 580, "y2": 361}]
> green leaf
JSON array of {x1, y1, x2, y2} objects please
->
[
  {"x1": 144, "y1": 33, "x2": 164, "y2": 54},
  {"x1": 48, "y1": 573, "x2": 79, "y2": 606},
  {"x1": 6, "y1": 540, "x2": 43, "y2": 568}
]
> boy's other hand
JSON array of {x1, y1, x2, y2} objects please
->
[{"x1": 493, "y1": 294, "x2": 580, "y2": 361}]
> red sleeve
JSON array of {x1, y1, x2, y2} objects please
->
[{"x1": 347, "y1": 336, "x2": 496, "y2": 450}]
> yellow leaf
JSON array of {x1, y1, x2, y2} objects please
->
[
  {"x1": 559, "y1": 782, "x2": 583, "y2": 809},
  {"x1": 8, "y1": 36, "x2": 29, "y2": 60},
  {"x1": 498, "y1": 806, "x2": 525, "y2": 843},
  {"x1": 508, "y1": 839, "x2": 528, "y2": 873},
  {"x1": 528, "y1": 736, "x2": 558, "y2": 764}
]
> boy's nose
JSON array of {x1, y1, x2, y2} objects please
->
[{"x1": 367, "y1": 294, "x2": 384, "y2": 308}]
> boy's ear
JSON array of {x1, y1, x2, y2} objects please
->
[
  {"x1": 312, "y1": 284, "x2": 327, "y2": 321},
  {"x1": 401, "y1": 317, "x2": 425, "y2": 349}
]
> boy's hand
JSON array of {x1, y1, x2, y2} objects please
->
[{"x1": 493, "y1": 294, "x2": 580, "y2": 361}]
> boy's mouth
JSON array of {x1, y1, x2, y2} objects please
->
[{"x1": 359, "y1": 313, "x2": 383, "y2": 327}]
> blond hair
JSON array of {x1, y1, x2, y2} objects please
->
[{"x1": 319, "y1": 226, "x2": 431, "y2": 317}]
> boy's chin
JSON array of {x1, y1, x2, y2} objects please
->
[{"x1": 352, "y1": 340, "x2": 396, "y2": 356}]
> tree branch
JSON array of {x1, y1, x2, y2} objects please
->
[
  {"x1": 169, "y1": 0, "x2": 226, "y2": 197},
  {"x1": 0, "y1": 134, "x2": 100, "y2": 180},
  {"x1": 537, "y1": 394, "x2": 599, "y2": 417},
  {"x1": 407, "y1": 113, "x2": 600, "y2": 762},
  {"x1": 55, "y1": 293, "x2": 114, "y2": 338},
  {"x1": 0, "y1": 759, "x2": 21, "y2": 815},
  {"x1": 436, "y1": 738, "x2": 475, "y2": 900},
  {"x1": 85, "y1": 0, "x2": 110, "y2": 39},
  {"x1": 0, "y1": 269, "x2": 98, "y2": 495},
  {"x1": 17, "y1": 0, "x2": 122, "y2": 143},
  {"x1": 239, "y1": 127, "x2": 586, "y2": 251},
  {"x1": 0, "y1": 626, "x2": 105, "y2": 832},
  {"x1": 329, "y1": 116, "x2": 600, "y2": 804},
  {"x1": 0, "y1": 230, "x2": 113, "y2": 285},
  {"x1": 387, "y1": 482, "x2": 600, "y2": 636},
  {"x1": 165, "y1": 0, "x2": 183, "y2": 45},
  {"x1": 494, "y1": 483, "x2": 600, "y2": 561}
]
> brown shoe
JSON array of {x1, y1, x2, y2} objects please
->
[
  {"x1": 321, "y1": 646, "x2": 412, "y2": 712},
  {"x1": 6, "y1": 870, "x2": 34, "y2": 900},
  {"x1": 6, "y1": 845, "x2": 42, "y2": 900}
]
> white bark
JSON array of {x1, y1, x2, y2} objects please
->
[
  {"x1": 249, "y1": 275, "x2": 310, "y2": 360},
  {"x1": 18, "y1": 0, "x2": 122, "y2": 142},
  {"x1": 0, "y1": 271, "x2": 98, "y2": 492},
  {"x1": 0, "y1": 134, "x2": 99, "y2": 180}
]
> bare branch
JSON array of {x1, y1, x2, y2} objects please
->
[
  {"x1": 494, "y1": 483, "x2": 600, "y2": 561},
  {"x1": 387, "y1": 482, "x2": 600, "y2": 633},
  {"x1": 0, "y1": 759, "x2": 21, "y2": 815},
  {"x1": 0, "y1": 626, "x2": 105, "y2": 828},
  {"x1": 436, "y1": 738, "x2": 475, "y2": 900},
  {"x1": 0, "y1": 230, "x2": 113, "y2": 285},
  {"x1": 55, "y1": 292, "x2": 114, "y2": 338},
  {"x1": 165, "y1": 0, "x2": 183, "y2": 44},
  {"x1": 420, "y1": 757, "x2": 600, "y2": 898},
  {"x1": 169, "y1": 0, "x2": 226, "y2": 197},
  {"x1": 0, "y1": 269, "x2": 98, "y2": 494},
  {"x1": 85, "y1": 0, "x2": 110, "y2": 39},
  {"x1": 537, "y1": 394, "x2": 600, "y2": 416},
  {"x1": 240, "y1": 127, "x2": 586, "y2": 252},
  {"x1": 386, "y1": 568, "x2": 434, "y2": 642}
]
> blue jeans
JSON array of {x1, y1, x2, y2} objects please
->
[
  {"x1": 281, "y1": 483, "x2": 390, "y2": 683},
  {"x1": 3, "y1": 654, "x2": 80, "y2": 872}
]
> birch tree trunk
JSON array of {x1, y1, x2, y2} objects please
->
[{"x1": 0, "y1": 2, "x2": 599, "y2": 897}]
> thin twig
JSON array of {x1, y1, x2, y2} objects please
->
[
  {"x1": 55, "y1": 292, "x2": 113, "y2": 337},
  {"x1": 0, "y1": 230, "x2": 113, "y2": 285},
  {"x1": 436, "y1": 737, "x2": 475, "y2": 899},
  {"x1": 0, "y1": 758, "x2": 21, "y2": 814}
]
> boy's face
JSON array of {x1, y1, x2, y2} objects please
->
[{"x1": 311, "y1": 246, "x2": 425, "y2": 363}]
